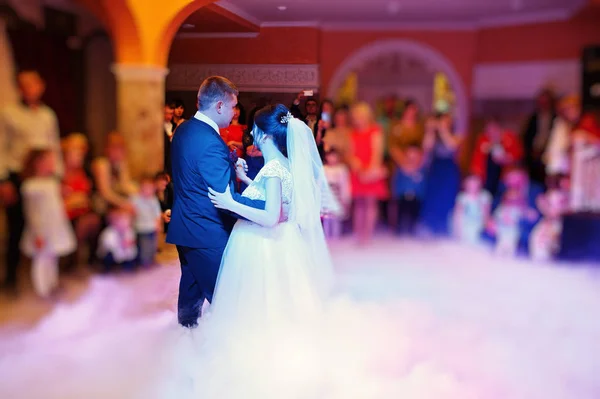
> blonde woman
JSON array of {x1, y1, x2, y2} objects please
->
[{"x1": 348, "y1": 102, "x2": 388, "y2": 244}]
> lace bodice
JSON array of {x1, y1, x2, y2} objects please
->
[{"x1": 242, "y1": 159, "x2": 293, "y2": 206}]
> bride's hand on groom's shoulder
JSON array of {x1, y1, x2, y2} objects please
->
[{"x1": 208, "y1": 186, "x2": 234, "y2": 210}]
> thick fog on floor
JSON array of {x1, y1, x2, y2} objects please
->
[{"x1": 1, "y1": 238, "x2": 600, "y2": 399}]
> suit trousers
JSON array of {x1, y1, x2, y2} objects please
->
[{"x1": 176, "y1": 244, "x2": 226, "y2": 327}]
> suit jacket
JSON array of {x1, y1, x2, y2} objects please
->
[{"x1": 166, "y1": 118, "x2": 265, "y2": 249}]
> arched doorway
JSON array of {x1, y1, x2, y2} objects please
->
[{"x1": 327, "y1": 39, "x2": 469, "y2": 134}]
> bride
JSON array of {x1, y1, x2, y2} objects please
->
[{"x1": 154, "y1": 104, "x2": 342, "y2": 398}]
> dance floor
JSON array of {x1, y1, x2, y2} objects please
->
[{"x1": 1, "y1": 237, "x2": 600, "y2": 398}]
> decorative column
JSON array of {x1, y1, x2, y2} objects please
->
[
  {"x1": 111, "y1": 64, "x2": 169, "y2": 180},
  {"x1": 0, "y1": 18, "x2": 18, "y2": 108}
]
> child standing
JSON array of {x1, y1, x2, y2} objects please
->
[
  {"x1": 490, "y1": 188, "x2": 537, "y2": 257},
  {"x1": 131, "y1": 175, "x2": 162, "y2": 266},
  {"x1": 529, "y1": 190, "x2": 566, "y2": 261},
  {"x1": 453, "y1": 175, "x2": 492, "y2": 245},
  {"x1": 323, "y1": 149, "x2": 351, "y2": 239},
  {"x1": 97, "y1": 207, "x2": 137, "y2": 272},
  {"x1": 392, "y1": 143, "x2": 427, "y2": 236},
  {"x1": 20, "y1": 149, "x2": 76, "y2": 298}
]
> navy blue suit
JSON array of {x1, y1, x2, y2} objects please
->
[{"x1": 166, "y1": 117, "x2": 265, "y2": 327}]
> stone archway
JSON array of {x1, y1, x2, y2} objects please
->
[{"x1": 327, "y1": 39, "x2": 469, "y2": 134}]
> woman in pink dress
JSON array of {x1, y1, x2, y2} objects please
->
[{"x1": 348, "y1": 102, "x2": 389, "y2": 244}]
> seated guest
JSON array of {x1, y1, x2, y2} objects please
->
[
  {"x1": 471, "y1": 117, "x2": 523, "y2": 197},
  {"x1": 489, "y1": 187, "x2": 538, "y2": 257},
  {"x1": 61, "y1": 133, "x2": 101, "y2": 270},
  {"x1": 529, "y1": 189, "x2": 567, "y2": 262},
  {"x1": 483, "y1": 167, "x2": 544, "y2": 255},
  {"x1": 91, "y1": 132, "x2": 136, "y2": 218},
  {"x1": 97, "y1": 207, "x2": 137, "y2": 273}
]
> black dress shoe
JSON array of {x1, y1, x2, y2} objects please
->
[{"x1": 179, "y1": 320, "x2": 199, "y2": 329}]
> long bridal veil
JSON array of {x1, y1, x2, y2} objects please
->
[{"x1": 286, "y1": 116, "x2": 341, "y2": 297}]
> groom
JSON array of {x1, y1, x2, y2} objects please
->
[{"x1": 167, "y1": 76, "x2": 265, "y2": 328}]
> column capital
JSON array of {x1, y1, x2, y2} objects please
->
[{"x1": 111, "y1": 64, "x2": 169, "y2": 82}]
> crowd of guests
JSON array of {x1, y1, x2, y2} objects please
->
[
  {"x1": 1, "y1": 71, "x2": 172, "y2": 299},
  {"x1": 211, "y1": 90, "x2": 600, "y2": 263},
  {"x1": 3, "y1": 70, "x2": 600, "y2": 300}
]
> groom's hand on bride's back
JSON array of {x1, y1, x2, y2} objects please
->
[{"x1": 208, "y1": 186, "x2": 234, "y2": 210}]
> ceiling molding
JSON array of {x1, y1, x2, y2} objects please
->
[
  {"x1": 261, "y1": 21, "x2": 321, "y2": 28},
  {"x1": 215, "y1": 0, "x2": 262, "y2": 27},
  {"x1": 166, "y1": 63, "x2": 320, "y2": 93},
  {"x1": 176, "y1": 32, "x2": 260, "y2": 39},
  {"x1": 111, "y1": 64, "x2": 169, "y2": 82}
]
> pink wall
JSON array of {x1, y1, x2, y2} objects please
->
[
  {"x1": 167, "y1": 5, "x2": 600, "y2": 98},
  {"x1": 169, "y1": 27, "x2": 320, "y2": 64},
  {"x1": 476, "y1": 7, "x2": 600, "y2": 63}
]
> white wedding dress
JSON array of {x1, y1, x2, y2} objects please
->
[
  {"x1": 147, "y1": 119, "x2": 396, "y2": 399},
  {"x1": 150, "y1": 157, "x2": 343, "y2": 399}
]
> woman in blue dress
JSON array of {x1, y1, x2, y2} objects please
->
[{"x1": 420, "y1": 113, "x2": 463, "y2": 236}]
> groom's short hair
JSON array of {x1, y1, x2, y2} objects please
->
[{"x1": 197, "y1": 76, "x2": 238, "y2": 111}]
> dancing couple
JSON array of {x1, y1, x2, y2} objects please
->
[{"x1": 163, "y1": 76, "x2": 341, "y2": 398}]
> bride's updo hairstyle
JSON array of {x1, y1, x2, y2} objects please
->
[{"x1": 253, "y1": 104, "x2": 290, "y2": 157}]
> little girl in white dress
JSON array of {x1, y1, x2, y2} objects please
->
[
  {"x1": 20, "y1": 149, "x2": 76, "y2": 298},
  {"x1": 453, "y1": 175, "x2": 492, "y2": 245}
]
